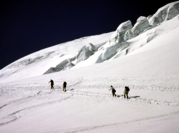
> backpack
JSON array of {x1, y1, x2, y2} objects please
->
[
  {"x1": 112, "y1": 88, "x2": 116, "y2": 93},
  {"x1": 125, "y1": 86, "x2": 130, "y2": 91}
]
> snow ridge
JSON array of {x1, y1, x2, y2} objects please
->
[{"x1": 0, "y1": 1, "x2": 179, "y2": 81}]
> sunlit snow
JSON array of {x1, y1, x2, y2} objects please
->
[{"x1": 1, "y1": 1, "x2": 179, "y2": 133}]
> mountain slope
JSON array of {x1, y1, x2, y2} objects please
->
[
  {"x1": 0, "y1": 1, "x2": 179, "y2": 83},
  {"x1": 1, "y1": 2, "x2": 179, "y2": 133}
]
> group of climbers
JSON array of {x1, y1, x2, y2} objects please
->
[{"x1": 49, "y1": 79, "x2": 130, "y2": 98}]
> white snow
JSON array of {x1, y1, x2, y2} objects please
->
[{"x1": 1, "y1": 1, "x2": 179, "y2": 133}]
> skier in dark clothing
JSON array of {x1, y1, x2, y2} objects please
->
[
  {"x1": 109, "y1": 85, "x2": 116, "y2": 97},
  {"x1": 124, "y1": 86, "x2": 130, "y2": 99},
  {"x1": 63, "y1": 81, "x2": 67, "y2": 92},
  {"x1": 49, "y1": 79, "x2": 54, "y2": 89}
]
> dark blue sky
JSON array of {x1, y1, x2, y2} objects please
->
[{"x1": 0, "y1": 0, "x2": 174, "y2": 69}]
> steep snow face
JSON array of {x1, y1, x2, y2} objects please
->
[
  {"x1": 44, "y1": 60, "x2": 75, "y2": 74},
  {"x1": 0, "y1": 32, "x2": 113, "y2": 81},
  {"x1": 130, "y1": 16, "x2": 151, "y2": 36},
  {"x1": 148, "y1": 1, "x2": 179, "y2": 25},
  {"x1": 43, "y1": 43, "x2": 97, "y2": 74},
  {"x1": 82, "y1": 1, "x2": 179, "y2": 65},
  {"x1": 0, "y1": 1, "x2": 179, "y2": 82},
  {"x1": 76, "y1": 43, "x2": 97, "y2": 63}
]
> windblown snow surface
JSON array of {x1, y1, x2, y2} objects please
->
[{"x1": 1, "y1": 1, "x2": 179, "y2": 133}]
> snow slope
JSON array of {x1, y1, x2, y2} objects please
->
[
  {"x1": 0, "y1": 1, "x2": 179, "y2": 133},
  {"x1": 1, "y1": 1, "x2": 179, "y2": 83},
  {"x1": 0, "y1": 32, "x2": 113, "y2": 82}
]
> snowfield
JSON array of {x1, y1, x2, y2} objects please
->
[{"x1": 1, "y1": 1, "x2": 179, "y2": 133}]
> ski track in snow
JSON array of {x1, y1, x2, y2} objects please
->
[
  {"x1": 66, "y1": 89, "x2": 179, "y2": 106},
  {"x1": 0, "y1": 94, "x2": 71, "y2": 126},
  {"x1": 47, "y1": 110, "x2": 179, "y2": 133}
]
